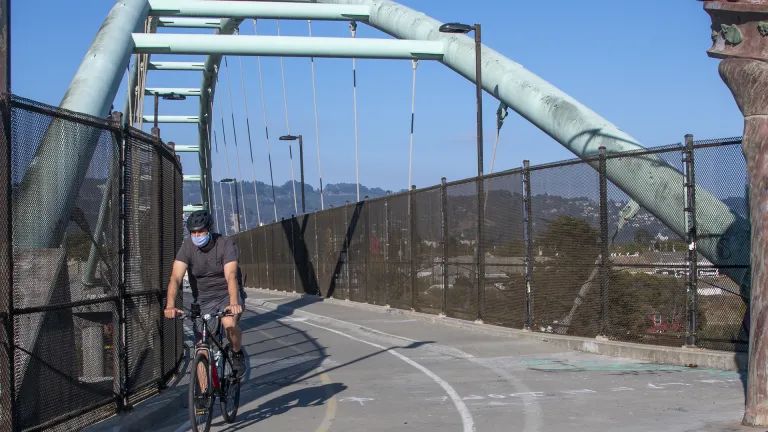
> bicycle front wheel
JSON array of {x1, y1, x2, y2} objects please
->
[
  {"x1": 221, "y1": 346, "x2": 241, "y2": 423},
  {"x1": 189, "y1": 352, "x2": 214, "y2": 432}
]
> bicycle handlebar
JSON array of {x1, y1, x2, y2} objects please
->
[{"x1": 173, "y1": 310, "x2": 234, "y2": 321}]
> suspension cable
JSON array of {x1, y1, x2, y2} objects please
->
[
  {"x1": 308, "y1": 20, "x2": 325, "y2": 210},
  {"x1": 215, "y1": 65, "x2": 237, "y2": 233},
  {"x1": 276, "y1": 20, "x2": 299, "y2": 215},
  {"x1": 350, "y1": 21, "x2": 360, "y2": 202},
  {"x1": 253, "y1": 19, "x2": 279, "y2": 222},
  {"x1": 237, "y1": 48, "x2": 262, "y2": 226},
  {"x1": 209, "y1": 89, "x2": 227, "y2": 235},
  {"x1": 224, "y1": 52, "x2": 249, "y2": 230},
  {"x1": 484, "y1": 102, "x2": 509, "y2": 211},
  {"x1": 408, "y1": 59, "x2": 418, "y2": 192},
  {"x1": 125, "y1": 64, "x2": 133, "y2": 126},
  {"x1": 206, "y1": 89, "x2": 222, "y2": 233}
]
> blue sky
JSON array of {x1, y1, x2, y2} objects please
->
[{"x1": 11, "y1": 0, "x2": 744, "y2": 198}]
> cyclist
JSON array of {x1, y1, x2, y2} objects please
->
[{"x1": 164, "y1": 209, "x2": 246, "y2": 378}]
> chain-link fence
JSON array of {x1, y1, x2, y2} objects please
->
[
  {"x1": 234, "y1": 135, "x2": 751, "y2": 355},
  {"x1": 1, "y1": 94, "x2": 183, "y2": 431}
]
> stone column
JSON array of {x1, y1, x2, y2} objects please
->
[{"x1": 701, "y1": 0, "x2": 768, "y2": 426}]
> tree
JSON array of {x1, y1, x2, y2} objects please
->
[{"x1": 634, "y1": 228, "x2": 654, "y2": 245}]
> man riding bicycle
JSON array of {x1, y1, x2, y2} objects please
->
[{"x1": 164, "y1": 210, "x2": 246, "y2": 378}]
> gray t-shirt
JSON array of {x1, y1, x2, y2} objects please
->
[{"x1": 175, "y1": 233, "x2": 238, "y2": 304}]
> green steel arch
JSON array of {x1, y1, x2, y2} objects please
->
[{"x1": 25, "y1": 0, "x2": 750, "y2": 291}]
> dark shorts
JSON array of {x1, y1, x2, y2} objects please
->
[{"x1": 193, "y1": 294, "x2": 243, "y2": 342}]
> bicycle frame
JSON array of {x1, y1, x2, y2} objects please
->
[{"x1": 193, "y1": 312, "x2": 236, "y2": 391}]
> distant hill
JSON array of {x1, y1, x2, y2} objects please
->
[{"x1": 185, "y1": 180, "x2": 388, "y2": 228}]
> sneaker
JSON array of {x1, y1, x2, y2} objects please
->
[{"x1": 231, "y1": 349, "x2": 246, "y2": 379}]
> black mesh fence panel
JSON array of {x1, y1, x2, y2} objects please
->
[
  {"x1": 347, "y1": 202, "x2": 367, "y2": 303},
  {"x1": 229, "y1": 136, "x2": 752, "y2": 356},
  {"x1": 366, "y1": 198, "x2": 388, "y2": 306},
  {"x1": 121, "y1": 128, "x2": 183, "y2": 406},
  {"x1": 315, "y1": 209, "x2": 332, "y2": 296},
  {"x1": 483, "y1": 171, "x2": 526, "y2": 328},
  {"x1": 325, "y1": 206, "x2": 348, "y2": 300},
  {"x1": 9, "y1": 96, "x2": 122, "y2": 431},
  {"x1": 123, "y1": 129, "x2": 163, "y2": 401},
  {"x1": 386, "y1": 193, "x2": 411, "y2": 310},
  {"x1": 161, "y1": 156, "x2": 180, "y2": 380},
  {"x1": 693, "y1": 140, "x2": 749, "y2": 352},
  {"x1": 604, "y1": 146, "x2": 689, "y2": 346},
  {"x1": 0, "y1": 97, "x2": 9, "y2": 432},
  {"x1": 1, "y1": 95, "x2": 183, "y2": 431},
  {"x1": 528, "y1": 159, "x2": 601, "y2": 337},
  {"x1": 412, "y1": 187, "x2": 442, "y2": 314},
  {"x1": 445, "y1": 180, "x2": 478, "y2": 321}
]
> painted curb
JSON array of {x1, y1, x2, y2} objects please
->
[{"x1": 245, "y1": 288, "x2": 748, "y2": 372}]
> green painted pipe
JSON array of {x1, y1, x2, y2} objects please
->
[{"x1": 132, "y1": 33, "x2": 444, "y2": 60}]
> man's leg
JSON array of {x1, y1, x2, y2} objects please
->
[
  {"x1": 221, "y1": 294, "x2": 246, "y2": 378},
  {"x1": 221, "y1": 316, "x2": 242, "y2": 352}
]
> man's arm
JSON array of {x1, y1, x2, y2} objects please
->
[
  {"x1": 224, "y1": 261, "x2": 242, "y2": 315},
  {"x1": 164, "y1": 260, "x2": 188, "y2": 318}
]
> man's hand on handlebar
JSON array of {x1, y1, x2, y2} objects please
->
[
  {"x1": 224, "y1": 304, "x2": 243, "y2": 315},
  {"x1": 164, "y1": 307, "x2": 183, "y2": 319}
]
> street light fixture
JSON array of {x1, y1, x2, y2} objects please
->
[
  {"x1": 440, "y1": 21, "x2": 485, "y2": 322},
  {"x1": 220, "y1": 177, "x2": 241, "y2": 233},
  {"x1": 279, "y1": 134, "x2": 306, "y2": 215}
]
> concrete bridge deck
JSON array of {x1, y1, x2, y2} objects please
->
[{"x1": 91, "y1": 290, "x2": 752, "y2": 432}]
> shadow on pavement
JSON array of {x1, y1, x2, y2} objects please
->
[{"x1": 216, "y1": 383, "x2": 348, "y2": 432}]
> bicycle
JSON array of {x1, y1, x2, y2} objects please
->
[{"x1": 176, "y1": 303, "x2": 242, "y2": 432}]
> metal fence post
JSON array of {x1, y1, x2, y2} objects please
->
[
  {"x1": 384, "y1": 191, "x2": 390, "y2": 306},
  {"x1": 121, "y1": 124, "x2": 131, "y2": 406},
  {"x1": 364, "y1": 196, "x2": 370, "y2": 303},
  {"x1": 409, "y1": 185, "x2": 416, "y2": 311},
  {"x1": 172, "y1": 157, "x2": 179, "y2": 374},
  {"x1": 0, "y1": 94, "x2": 13, "y2": 430},
  {"x1": 156, "y1": 140, "x2": 165, "y2": 390},
  {"x1": 265, "y1": 227, "x2": 271, "y2": 290},
  {"x1": 598, "y1": 146, "x2": 608, "y2": 336},
  {"x1": 440, "y1": 178, "x2": 448, "y2": 316},
  {"x1": 291, "y1": 216, "x2": 296, "y2": 293},
  {"x1": 477, "y1": 175, "x2": 485, "y2": 323},
  {"x1": 522, "y1": 160, "x2": 533, "y2": 330},
  {"x1": 314, "y1": 211, "x2": 320, "y2": 296},
  {"x1": 684, "y1": 133, "x2": 698, "y2": 347},
  {"x1": 344, "y1": 200, "x2": 350, "y2": 300},
  {"x1": 107, "y1": 113, "x2": 125, "y2": 412}
]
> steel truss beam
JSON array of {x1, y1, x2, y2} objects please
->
[
  {"x1": 148, "y1": 61, "x2": 205, "y2": 70},
  {"x1": 148, "y1": 0, "x2": 370, "y2": 21},
  {"x1": 142, "y1": 114, "x2": 199, "y2": 123},
  {"x1": 157, "y1": 17, "x2": 221, "y2": 28},
  {"x1": 132, "y1": 33, "x2": 444, "y2": 60}
]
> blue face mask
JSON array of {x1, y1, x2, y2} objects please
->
[{"x1": 192, "y1": 233, "x2": 211, "y2": 248}]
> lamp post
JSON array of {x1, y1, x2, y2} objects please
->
[
  {"x1": 280, "y1": 134, "x2": 305, "y2": 214},
  {"x1": 152, "y1": 92, "x2": 187, "y2": 138},
  {"x1": 439, "y1": 22, "x2": 483, "y2": 179},
  {"x1": 221, "y1": 178, "x2": 241, "y2": 233},
  {"x1": 439, "y1": 22, "x2": 484, "y2": 321}
]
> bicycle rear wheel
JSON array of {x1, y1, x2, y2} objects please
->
[
  {"x1": 189, "y1": 352, "x2": 214, "y2": 432},
  {"x1": 221, "y1": 345, "x2": 241, "y2": 423}
]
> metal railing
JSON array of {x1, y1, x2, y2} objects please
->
[
  {"x1": 234, "y1": 136, "x2": 750, "y2": 354},
  {"x1": 0, "y1": 94, "x2": 183, "y2": 432}
]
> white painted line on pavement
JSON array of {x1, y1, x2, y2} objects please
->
[{"x1": 252, "y1": 305, "x2": 476, "y2": 432}]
